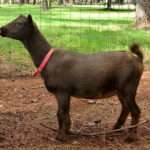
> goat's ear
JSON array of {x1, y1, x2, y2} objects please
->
[{"x1": 27, "y1": 14, "x2": 33, "y2": 24}]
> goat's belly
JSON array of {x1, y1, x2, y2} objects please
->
[
  {"x1": 73, "y1": 91, "x2": 116, "y2": 99},
  {"x1": 97, "y1": 91, "x2": 116, "y2": 99}
]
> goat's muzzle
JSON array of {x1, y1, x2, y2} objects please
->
[
  {"x1": 0, "y1": 28, "x2": 2, "y2": 36},
  {"x1": 0, "y1": 27, "x2": 7, "y2": 37}
]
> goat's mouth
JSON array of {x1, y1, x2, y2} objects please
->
[{"x1": 0, "y1": 28, "x2": 7, "y2": 37}]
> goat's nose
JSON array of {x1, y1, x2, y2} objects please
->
[
  {"x1": 0, "y1": 28, "x2": 2, "y2": 35},
  {"x1": 0, "y1": 27, "x2": 7, "y2": 36}
]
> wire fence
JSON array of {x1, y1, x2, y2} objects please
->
[{"x1": 0, "y1": 1, "x2": 137, "y2": 76}]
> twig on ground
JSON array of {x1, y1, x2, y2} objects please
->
[
  {"x1": 31, "y1": 86, "x2": 44, "y2": 90},
  {"x1": 75, "y1": 120, "x2": 149, "y2": 136},
  {"x1": 40, "y1": 120, "x2": 149, "y2": 137},
  {"x1": 40, "y1": 123, "x2": 57, "y2": 132},
  {"x1": 143, "y1": 125, "x2": 150, "y2": 131}
]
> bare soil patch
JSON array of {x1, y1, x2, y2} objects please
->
[{"x1": 0, "y1": 72, "x2": 150, "y2": 150}]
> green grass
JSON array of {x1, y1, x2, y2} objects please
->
[{"x1": 0, "y1": 4, "x2": 150, "y2": 71}]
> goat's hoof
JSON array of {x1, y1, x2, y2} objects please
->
[
  {"x1": 113, "y1": 126, "x2": 124, "y2": 133},
  {"x1": 56, "y1": 134, "x2": 67, "y2": 142},
  {"x1": 125, "y1": 135, "x2": 138, "y2": 143},
  {"x1": 113, "y1": 123, "x2": 123, "y2": 130},
  {"x1": 66, "y1": 130, "x2": 74, "y2": 135}
]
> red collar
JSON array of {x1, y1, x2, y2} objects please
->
[{"x1": 33, "y1": 48, "x2": 55, "y2": 77}]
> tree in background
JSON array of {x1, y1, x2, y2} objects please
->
[
  {"x1": 58, "y1": 0, "x2": 64, "y2": 5},
  {"x1": 0, "y1": 0, "x2": 136, "y2": 8},
  {"x1": 115, "y1": 0, "x2": 124, "y2": 4},
  {"x1": 33, "y1": 0, "x2": 36, "y2": 4},
  {"x1": 41, "y1": 0, "x2": 49, "y2": 10},
  {"x1": 20, "y1": 0, "x2": 25, "y2": 4},
  {"x1": 136, "y1": 0, "x2": 150, "y2": 28},
  {"x1": 107, "y1": 0, "x2": 112, "y2": 9},
  {"x1": 25, "y1": 0, "x2": 29, "y2": 4}
]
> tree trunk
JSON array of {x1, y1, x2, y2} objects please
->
[
  {"x1": 119, "y1": 0, "x2": 124, "y2": 4},
  {"x1": 20, "y1": 0, "x2": 25, "y2": 4},
  {"x1": 33, "y1": 0, "x2": 36, "y2": 5},
  {"x1": 10, "y1": 0, "x2": 15, "y2": 4},
  {"x1": 49, "y1": 0, "x2": 52, "y2": 7},
  {"x1": 41, "y1": 0, "x2": 49, "y2": 11},
  {"x1": 25, "y1": 0, "x2": 30, "y2": 4},
  {"x1": 107, "y1": 0, "x2": 112, "y2": 10},
  {"x1": 58, "y1": 0, "x2": 64, "y2": 5},
  {"x1": 136, "y1": 0, "x2": 150, "y2": 28}
]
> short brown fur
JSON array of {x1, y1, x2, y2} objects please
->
[{"x1": 0, "y1": 15, "x2": 144, "y2": 142}]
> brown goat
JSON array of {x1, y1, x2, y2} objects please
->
[{"x1": 0, "y1": 15, "x2": 144, "y2": 142}]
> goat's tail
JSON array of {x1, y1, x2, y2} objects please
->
[{"x1": 130, "y1": 43, "x2": 143, "y2": 62}]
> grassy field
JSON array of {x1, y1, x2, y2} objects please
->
[{"x1": 0, "y1": 4, "x2": 150, "y2": 74}]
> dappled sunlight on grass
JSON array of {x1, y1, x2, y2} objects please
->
[
  {"x1": 57, "y1": 11, "x2": 135, "y2": 20},
  {"x1": 0, "y1": 4, "x2": 150, "y2": 69},
  {"x1": 37, "y1": 22, "x2": 123, "y2": 32}
]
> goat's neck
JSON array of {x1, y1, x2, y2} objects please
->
[{"x1": 22, "y1": 29, "x2": 51, "y2": 67}]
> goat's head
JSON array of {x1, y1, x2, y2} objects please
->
[{"x1": 0, "y1": 14, "x2": 35, "y2": 41}]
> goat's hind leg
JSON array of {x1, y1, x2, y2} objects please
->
[
  {"x1": 125, "y1": 95, "x2": 141, "y2": 142},
  {"x1": 113, "y1": 93, "x2": 129, "y2": 130},
  {"x1": 119, "y1": 87, "x2": 141, "y2": 142}
]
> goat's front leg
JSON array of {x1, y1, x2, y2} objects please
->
[{"x1": 55, "y1": 92, "x2": 71, "y2": 141}]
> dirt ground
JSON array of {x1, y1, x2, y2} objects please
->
[{"x1": 0, "y1": 72, "x2": 150, "y2": 150}]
